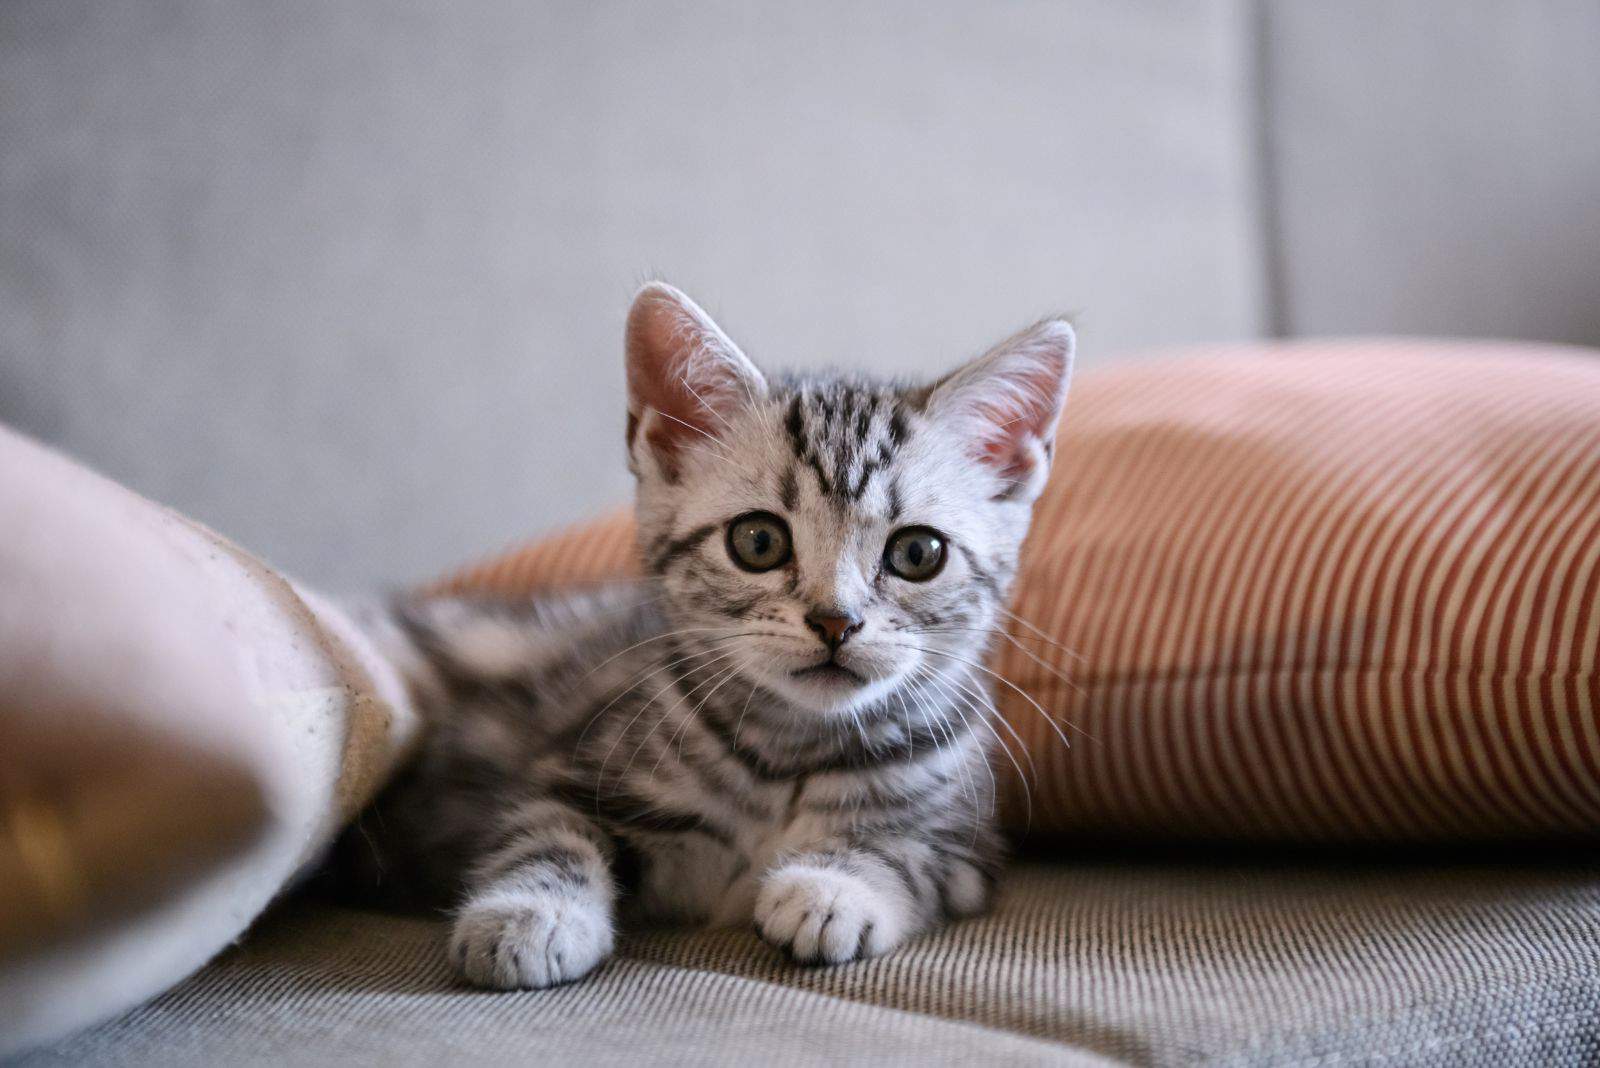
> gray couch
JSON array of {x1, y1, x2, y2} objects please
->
[
  {"x1": 4, "y1": 3, "x2": 1599, "y2": 1064},
  {"x1": 16, "y1": 859, "x2": 1600, "y2": 1066}
]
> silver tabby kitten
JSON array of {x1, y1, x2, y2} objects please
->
[{"x1": 340, "y1": 283, "x2": 1074, "y2": 989}]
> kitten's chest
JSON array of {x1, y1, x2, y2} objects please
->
[{"x1": 626, "y1": 778, "x2": 850, "y2": 926}]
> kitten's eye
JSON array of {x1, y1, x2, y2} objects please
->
[
  {"x1": 884, "y1": 526, "x2": 947, "y2": 582},
  {"x1": 726, "y1": 512, "x2": 793, "y2": 572}
]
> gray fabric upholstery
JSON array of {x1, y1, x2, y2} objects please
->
[
  {"x1": 5, "y1": 2, "x2": 1597, "y2": 590},
  {"x1": 1264, "y1": 1, "x2": 1600, "y2": 344},
  {"x1": 4, "y1": 3, "x2": 1599, "y2": 591},
  {"x1": 0, "y1": 0, "x2": 1263, "y2": 590},
  {"x1": 16, "y1": 860, "x2": 1600, "y2": 1066}
]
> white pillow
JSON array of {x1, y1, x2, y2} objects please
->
[{"x1": 0, "y1": 424, "x2": 418, "y2": 1055}]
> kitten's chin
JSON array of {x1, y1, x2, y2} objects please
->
[{"x1": 761, "y1": 661, "x2": 905, "y2": 716}]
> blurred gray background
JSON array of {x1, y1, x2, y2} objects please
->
[{"x1": 3, "y1": 1, "x2": 1598, "y2": 589}]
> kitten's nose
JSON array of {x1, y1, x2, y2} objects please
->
[{"x1": 805, "y1": 609, "x2": 863, "y2": 650}]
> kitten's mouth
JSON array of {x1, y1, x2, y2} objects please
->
[{"x1": 790, "y1": 660, "x2": 865, "y2": 686}]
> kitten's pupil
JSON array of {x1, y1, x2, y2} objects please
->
[
  {"x1": 907, "y1": 542, "x2": 924, "y2": 566},
  {"x1": 755, "y1": 531, "x2": 771, "y2": 555}
]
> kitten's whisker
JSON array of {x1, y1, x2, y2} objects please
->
[
  {"x1": 681, "y1": 440, "x2": 739, "y2": 469},
  {"x1": 621, "y1": 653, "x2": 744, "y2": 783},
  {"x1": 913, "y1": 671, "x2": 996, "y2": 792},
  {"x1": 578, "y1": 641, "x2": 736, "y2": 747},
  {"x1": 901, "y1": 675, "x2": 978, "y2": 831},
  {"x1": 908, "y1": 625, "x2": 1087, "y2": 698},
  {"x1": 919, "y1": 671, "x2": 999, "y2": 824},
  {"x1": 579, "y1": 626, "x2": 746, "y2": 681},
  {"x1": 909, "y1": 619, "x2": 1085, "y2": 666},
  {"x1": 573, "y1": 635, "x2": 749, "y2": 751},
  {"x1": 900, "y1": 643, "x2": 1091, "y2": 750},
  {"x1": 610, "y1": 654, "x2": 742, "y2": 792},
  {"x1": 917, "y1": 663, "x2": 1032, "y2": 833},
  {"x1": 731, "y1": 676, "x2": 760, "y2": 748},
  {"x1": 891, "y1": 690, "x2": 924, "y2": 765},
  {"x1": 652, "y1": 658, "x2": 747, "y2": 779},
  {"x1": 974, "y1": 698, "x2": 1040, "y2": 814},
  {"x1": 593, "y1": 647, "x2": 744, "y2": 791},
  {"x1": 652, "y1": 408, "x2": 732, "y2": 453},
  {"x1": 679, "y1": 377, "x2": 736, "y2": 432},
  {"x1": 654, "y1": 659, "x2": 749, "y2": 774},
  {"x1": 995, "y1": 607, "x2": 1087, "y2": 662},
  {"x1": 918, "y1": 660, "x2": 1039, "y2": 785}
]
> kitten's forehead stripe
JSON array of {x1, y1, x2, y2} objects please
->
[
  {"x1": 783, "y1": 393, "x2": 806, "y2": 451},
  {"x1": 888, "y1": 404, "x2": 909, "y2": 448},
  {"x1": 784, "y1": 389, "x2": 835, "y2": 499},
  {"x1": 777, "y1": 380, "x2": 911, "y2": 507}
]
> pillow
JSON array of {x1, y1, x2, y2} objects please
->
[
  {"x1": 0, "y1": 425, "x2": 418, "y2": 1055},
  {"x1": 431, "y1": 340, "x2": 1600, "y2": 843}
]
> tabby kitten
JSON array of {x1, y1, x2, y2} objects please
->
[{"x1": 343, "y1": 283, "x2": 1074, "y2": 989}]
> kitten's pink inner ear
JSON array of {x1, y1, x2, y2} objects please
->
[
  {"x1": 933, "y1": 319, "x2": 1074, "y2": 489},
  {"x1": 624, "y1": 283, "x2": 764, "y2": 480},
  {"x1": 976, "y1": 354, "x2": 1068, "y2": 479}
]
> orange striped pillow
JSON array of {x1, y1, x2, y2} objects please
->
[{"x1": 433, "y1": 341, "x2": 1600, "y2": 842}]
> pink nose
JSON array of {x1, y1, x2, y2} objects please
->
[{"x1": 805, "y1": 610, "x2": 863, "y2": 649}]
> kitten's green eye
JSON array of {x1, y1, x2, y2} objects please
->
[
  {"x1": 884, "y1": 526, "x2": 947, "y2": 582},
  {"x1": 726, "y1": 512, "x2": 793, "y2": 572}
]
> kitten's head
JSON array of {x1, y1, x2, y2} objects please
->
[{"x1": 625, "y1": 283, "x2": 1073, "y2": 717}]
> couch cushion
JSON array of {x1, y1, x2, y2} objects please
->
[
  {"x1": 19, "y1": 858, "x2": 1599, "y2": 1066},
  {"x1": 432, "y1": 341, "x2": 1600, "y2": 843}
]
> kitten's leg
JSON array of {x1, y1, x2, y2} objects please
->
[
  {"x1": 450, "y1": 796, "x2": 617, "y2": 990},
  {"x1": 754, "y1": 829, "x2": 1000, "y2": 965}
]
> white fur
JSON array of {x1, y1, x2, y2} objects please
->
[
  {"x1": 755, "y1": 864, "x2": 908, "y2": 963},
  {"x1": 451, "y1": 890, "x2": 614, "y2": 989}
]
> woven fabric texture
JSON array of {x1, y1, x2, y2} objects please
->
[
  {"x1": 18, "y1": 859, "x2": 1600, "y2": 1066},
  {"x1": 433, "y1": 342, "x2": 1600, "y2": 842}
]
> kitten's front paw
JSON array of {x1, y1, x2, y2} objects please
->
[
  {"x1": 450, "y1": 895, "x2": 614, "y2": 990},
  {"x1": 755, "y1": 865, "x2": 903, "y2": 965}
]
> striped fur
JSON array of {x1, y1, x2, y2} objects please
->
[{"x1": 332, "y1": 285, "x2": 1074, "y2": 988}]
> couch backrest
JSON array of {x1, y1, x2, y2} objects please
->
[{"x1": 2, "y1": 1, "x2": 1596, "y2": 587}]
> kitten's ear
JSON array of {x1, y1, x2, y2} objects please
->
[
  {"x1": 924, "y1": 318, "x2": 1075, "y2": 502},
  {"x1": 625, "y1": 282, "x2": 766, "y2": 481}
]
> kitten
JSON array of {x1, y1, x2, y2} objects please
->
[{"x1": 338, "y1": 283, "x2": 1074, "y2": 989}]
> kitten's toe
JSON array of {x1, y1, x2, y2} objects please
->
[
  {"x1": 450, "y1": 895, "x2": 614, "y2": 989},
  {"x1": 754, "y1": 866, "x2": 901, "y2": 965}
]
